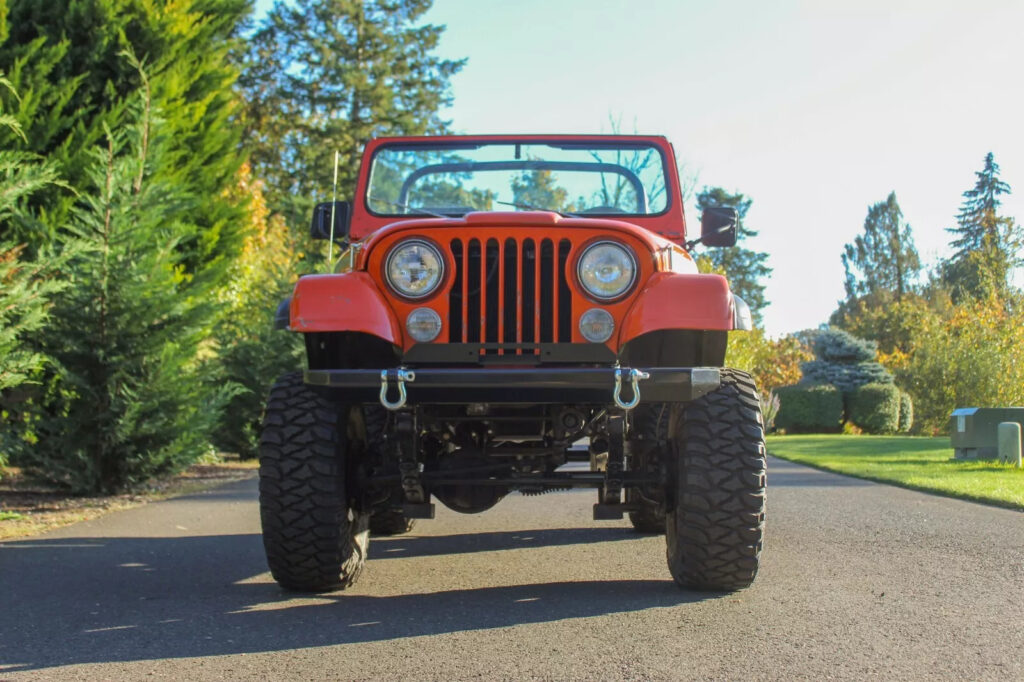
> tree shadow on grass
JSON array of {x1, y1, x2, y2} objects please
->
[{"x1": 0, "y1": 528, "x2": 712, "y2": 673}]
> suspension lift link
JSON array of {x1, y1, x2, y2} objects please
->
[
  {"x1": 594, "y1": 413, "x2": 628, "y2": 519},
  {"x1": 393, "y1": 411, "x2": 434, "y2": 519}
]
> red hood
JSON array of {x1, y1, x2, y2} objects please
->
[{"x1": 358, "y1": 211, "x2": 677, "y2": 260}]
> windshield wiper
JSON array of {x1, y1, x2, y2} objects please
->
[
  {"x1": 493, "y1": 198, "x2": 579, "y2": 218},
  {"x1": 370, "y1": 197, "x2": 449, "y2": 219}
]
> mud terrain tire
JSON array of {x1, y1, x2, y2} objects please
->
[
  {"x1": 259, "y1": 372, "x2": 370, "y2": 592},
  {"x1": 666, "y1": 369, "x2": 766, "y2": 590}
]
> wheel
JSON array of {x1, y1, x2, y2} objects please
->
[
  {"x1": 258, "y1": 372, "x2": 371, "y2": 592},
  {"x1": 626, "y1": 404, "x2": 669, "y2": 533},
  {"x1": 369, "y1": 509, "x2": 416, "y2": 536},
  {"x1": 666, "y1": 369, "x2": 766, "y2": 591}
]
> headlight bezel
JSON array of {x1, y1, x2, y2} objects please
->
[
  {"x1": 578, "y1": 307, "x2": 615, "y2": 343},
  {"x1": 384, "y1": 238, "x2": 446, "y2": 300},
  {"x1": 575, "y1": 239, "x2": 639, "y2": 302},
  {"x1": 406, "y1": 307, "x2": 443, "y2": 342}
]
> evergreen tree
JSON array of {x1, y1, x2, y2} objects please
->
[
  {"x1": 942, "y1": 152, "x2": 1023, "y2": 301},
  {"x1": 797, "y1": 328, "x2": 893, "y2": 393},
  {"x1": 832, "y1": 192, "x2": 924, "y2": 354},
  {"x1": 841, "y1": 192, "x2": 920, "y2": 303},
  {"x1": 695, "y1": 187, "x2": 771, "y2": 326},
  {"x1": 0, "y1": 0, "x2": 249, "y2": 271},
  {"x1": 239, "y1": 0, "x2": 465, "y2": 226},
  {"x1": 15, "y1": 100, "x2": 235, "y2": 493},
  {"x1": 0, "y1": 75, "x2": 67, "y2": 470}
]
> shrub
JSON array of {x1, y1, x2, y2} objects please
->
[
  {"x1": 760, "y1": 389, "x2": 781, "y2": 432},
  {"x1": 898, "y1": 391, "x2": 914, "y2": 433},
  {"x1": 726, "y1": 329, "x2": 813, "y2": 394},
  {"x1": 211, "y1": 165, "x2": 302, "y2": 458},
  {"x1": 848, "y1": 382, "x2": 901, "y2": 434},
  {"x1": 774, "y1": 384, "x2": 843, "y2": 433},
  {"x1": 899, "y1": 294, "x2": 1024, "y2": 434}
]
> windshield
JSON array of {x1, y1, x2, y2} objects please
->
[{"x1": 366, "y1": 141, "x2": 669, "y2": 217}]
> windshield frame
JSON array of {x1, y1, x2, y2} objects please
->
[{"x1": 363, "y1": 138, "x2": 674, "y2": 220}]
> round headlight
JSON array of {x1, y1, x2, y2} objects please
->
[
  {"x1": 406, "y1": 308, "x2": 442, "y2": 343},
  {"x1": 386, "y1": 239, "x2": 444, "y2": 299},
  {"x1": 577, "y1": 241, "x2": 637, "y2": 300},
  {"x1": 579, "y1": 308, "x2": 614, "y2": 343}
]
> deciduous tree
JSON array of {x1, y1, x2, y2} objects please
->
[{"x1": 841, "y1": 191, "x2": 920, "y2": 303}]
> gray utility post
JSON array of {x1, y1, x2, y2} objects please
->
[{"x1": 997, "y1": 422, "x2": 1022, "y2": 468}]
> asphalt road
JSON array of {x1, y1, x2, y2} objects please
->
[{"x1": 2, "y1": 456, "x2": 1022, "y2": 681}]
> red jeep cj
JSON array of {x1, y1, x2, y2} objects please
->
[{"x1": 260, "y1": 135, "x2": 766, "y2": 593}]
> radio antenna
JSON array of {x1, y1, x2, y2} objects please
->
[{"x1": 327, "y1": 150, "x2": 340, "y2": 268}]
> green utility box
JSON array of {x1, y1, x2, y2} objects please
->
[{"x1": 950, "y1": 407, "x2": 1024, "y2": 459}]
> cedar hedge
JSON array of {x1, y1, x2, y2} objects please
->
[
  {"x1": 898, "y1": 390, "x2": 914, "y2": 433},
  {"x1": 847, "y1": 382, "x2": 901, "y2": 434},
  {"x1": 774, "y1": 383, "x2": 844, "y2": 433}
]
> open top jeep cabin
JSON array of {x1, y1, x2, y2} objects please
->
[{"x1": 259, "y1": 135, "x2": 766, "y2": 593}]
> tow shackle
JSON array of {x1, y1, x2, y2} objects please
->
[
  {"x1": 613, "y1": 368, "x2": 650, "y2": 411},
  {"x1": 380, "y1": 368, "x2": 416, "y2": 411}
]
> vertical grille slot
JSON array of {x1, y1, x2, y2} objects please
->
[
  {"x1": 449, "y1": 239, "x2": 464, "y2": 342},
  {"x1": 484, "y1": 239, "x2": 500, "y2": 353},
  {"x1": 558, "y1": 239, "x2": 572, "y2": 342},
  {"x1": 521, "y1": 239, "x2": 536, "y2": 347},
  {"x1": 466, "y1": 238, "x2": 481, "y2": 343},
  {"x1": 447, "y1": 234, "x2": 574, "y2": 354},
  {"x1": 503, "y1": 238, "x2": 517, "y2": 347},
  {"x1": 539, "y1": 239, "x2": 554, "y2": 343}
]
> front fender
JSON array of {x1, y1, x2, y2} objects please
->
[
  {"x1": 289, "y1": 273, "x2": 403, "y2": 345},
  {"x1": 618, "y1": 272, "x2": 736, "y2": 345}
]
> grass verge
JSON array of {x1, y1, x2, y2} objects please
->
[
  {"x1": 766, "y1": 434, "x2": 1024, "y2": 510},
  {"x1": 0, "y1": 457, "x2": 259, "y2": 540}
]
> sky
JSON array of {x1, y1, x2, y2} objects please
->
[{"x1": 255, "y1": 0, "x2": 1024, "y2": 337}]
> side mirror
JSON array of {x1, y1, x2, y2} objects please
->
[
  {"x1": 700, "y1": 206, "x2": 738, "y2": 247},
  {"x1": 310, "y1": 201, "x2": 352, "y2": 241}
]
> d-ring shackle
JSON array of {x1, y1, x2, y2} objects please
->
[
  {"x1": 380, "y1": 369, "x2": 416, "y2": 410},
  {"x1": 613, "y1": 368, "x2": 650, "y2": 411}
]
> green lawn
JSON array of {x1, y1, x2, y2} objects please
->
[{"x1": 766, "y1": 434, "x2": 1024, "y2": 510}]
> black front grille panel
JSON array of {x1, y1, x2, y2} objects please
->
[{"x1": 448, "y1": 237, "x2": 573, "y2": 354}]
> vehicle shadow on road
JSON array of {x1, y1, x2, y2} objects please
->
[
  {"x1": 0, "y1": 530, "x2": 717, "y2": 672},
  {"x1": 370, "y1": 526, "x2": 645, "y2": 560}
]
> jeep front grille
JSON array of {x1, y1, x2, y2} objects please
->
[{"x1": 448, "y1": 237, "x2": 573, "y2": 354}]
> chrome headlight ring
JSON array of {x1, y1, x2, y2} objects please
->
[
  {"x1": 576, "y1": 240, "x2": 638, "y2": 301},
  {"x1": 384, "y1": 239, "x2": 445, "y2": 300}
]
